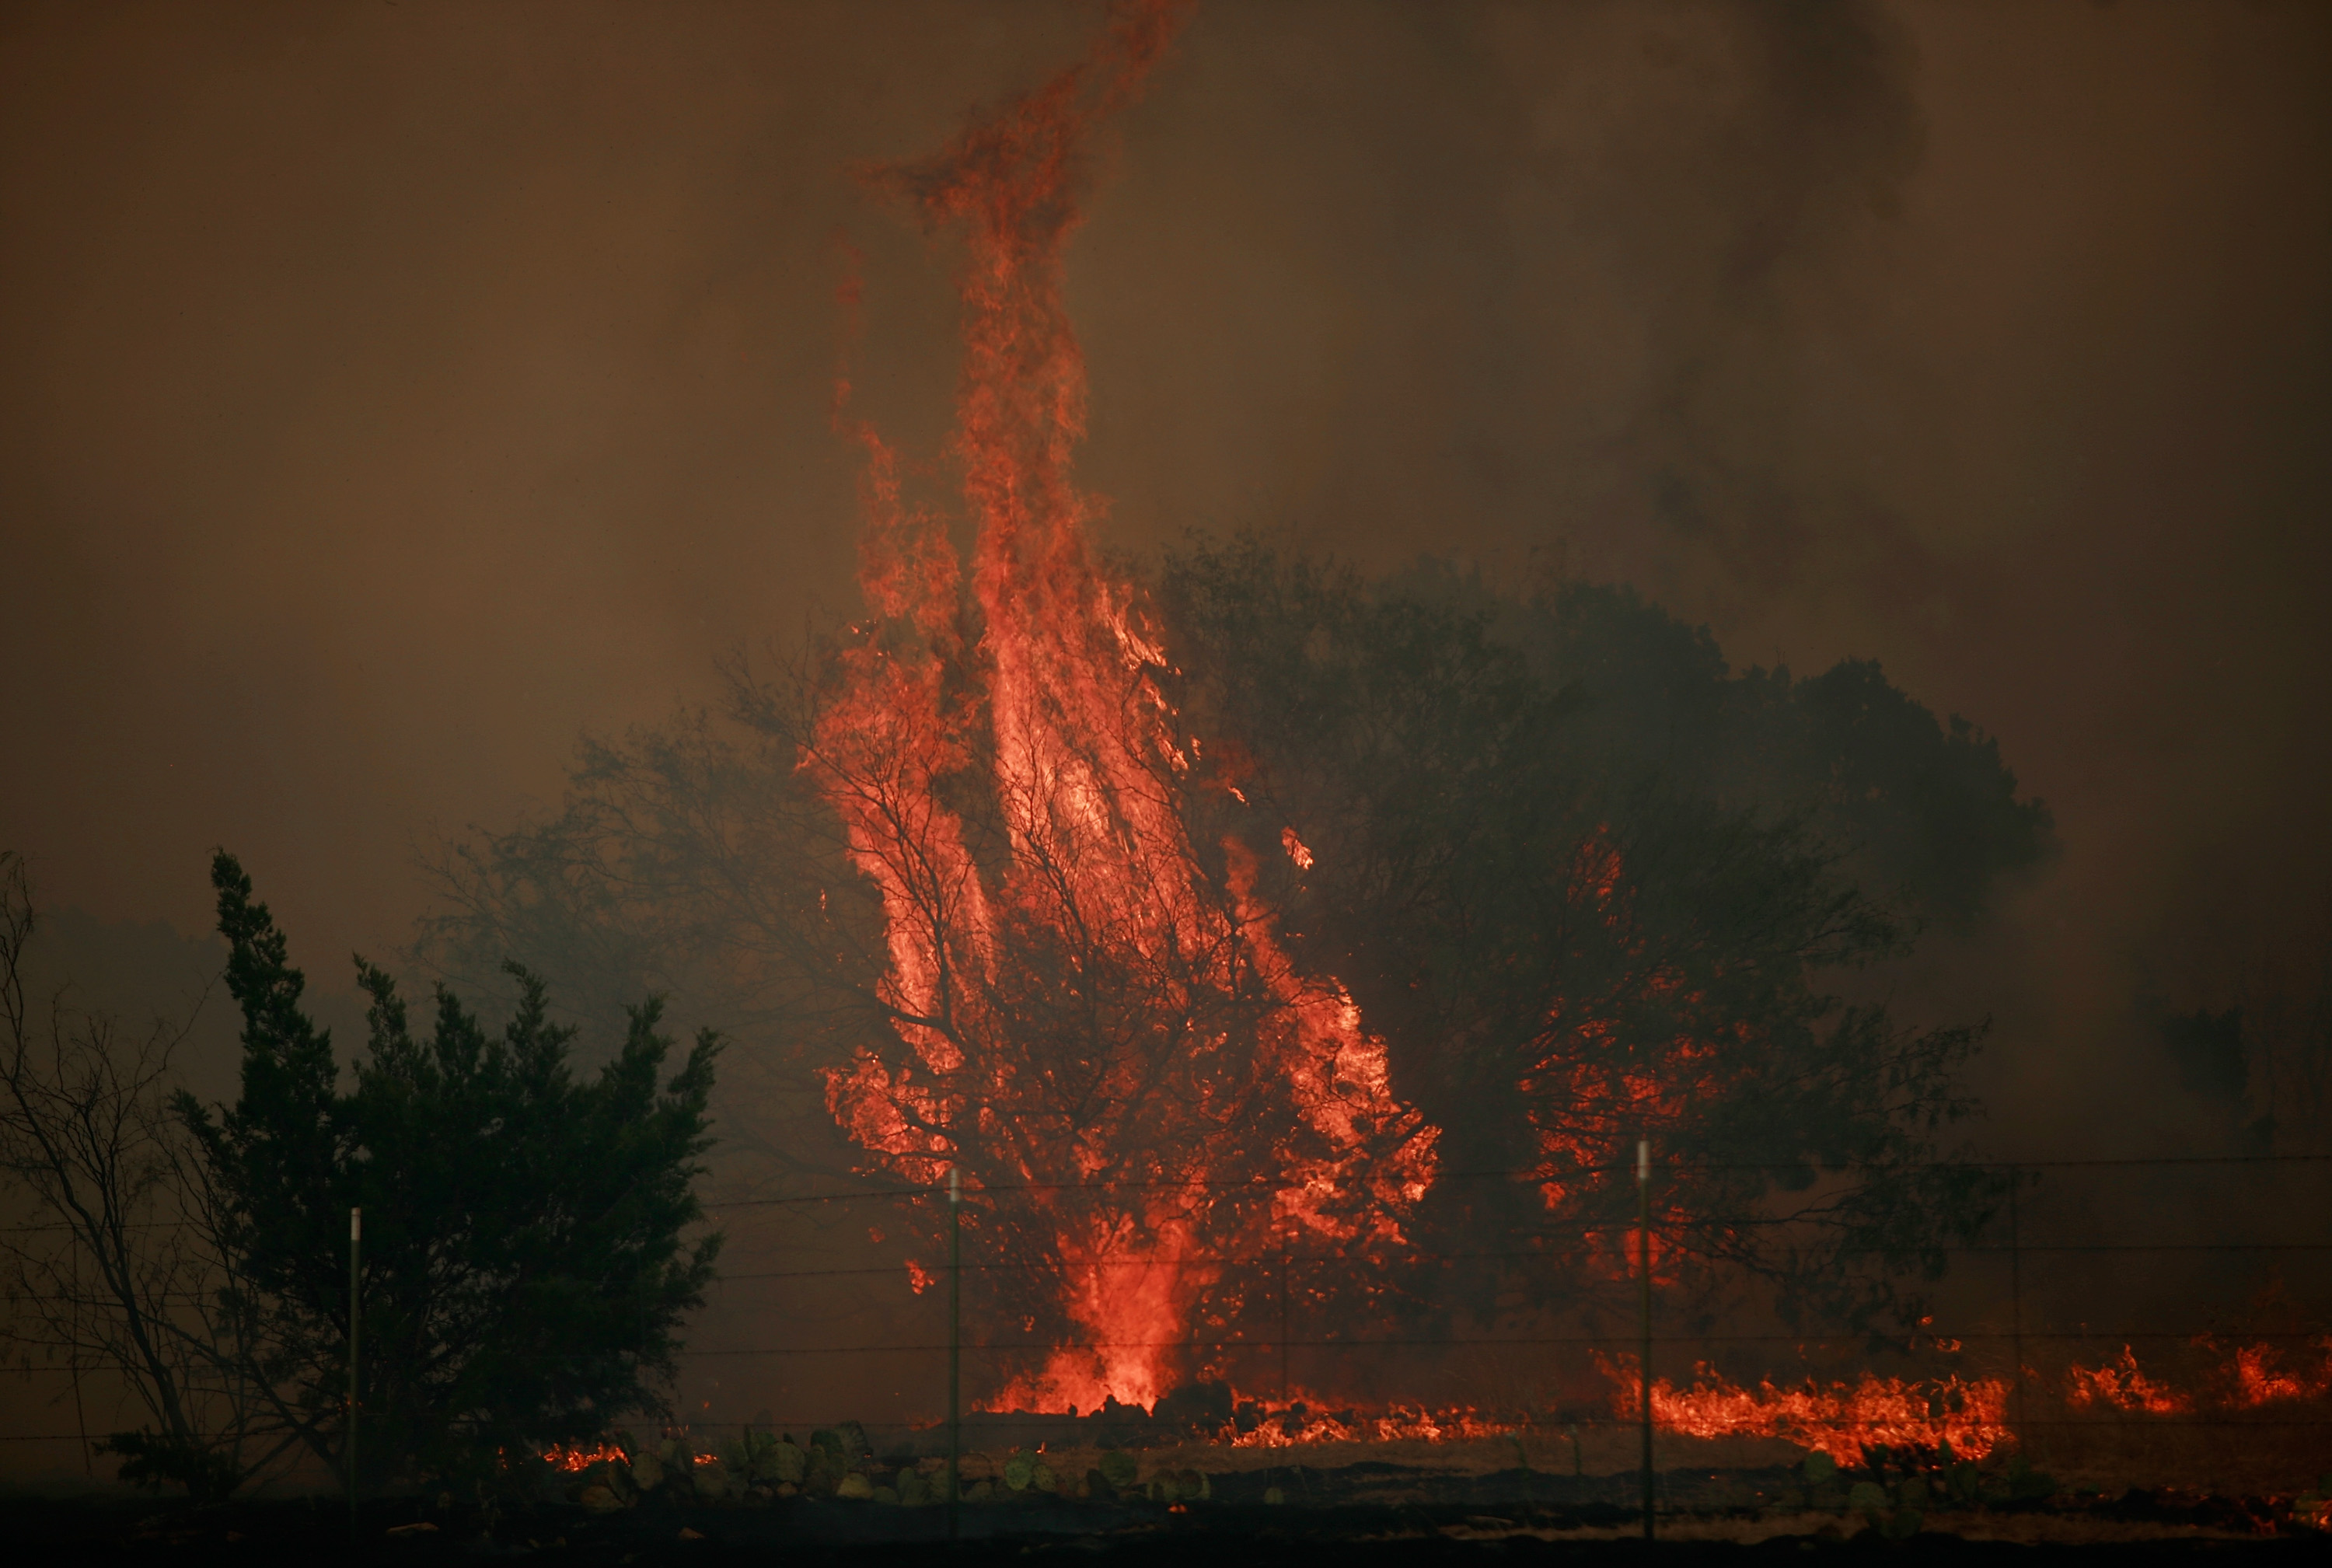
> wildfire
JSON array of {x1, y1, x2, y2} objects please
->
[
  {"x1": 2065, "y1": 1346, "x2": 2189, "y2": 1416},
  {"x1": 807, "y1": 0, "x2": 1437, "y2": 1415},
  {"x1": 1279, "y1": 827, "x2": 1314, "y2": 872},
  {"x1": 1599, "y1": 1355, "x2": 2012, "y2": 1464},
  {"x1": 1226, "y1": 1397, "x2": 1514, "y2": 1448},
  {"x1": 790, "y1": 0, "x2": 2318, "y2": 1452},
  {"x1": 2065, "y1": 1338, "x2": 2332, "y2": 1414},
  {"x1": 1161, "y1": 1343, "x2": 2332, "y2": 1460},
  {"x1": 2228, "y1": 1339, "x2": 2332, "y2": 1405},
  {"x1": 542, "y1": 1441, "x2": 630, "y2": 1472}
]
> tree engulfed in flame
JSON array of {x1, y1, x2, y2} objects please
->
[{"x1": 805, "y1": 0, "x2": 1436, "y2": 1413}]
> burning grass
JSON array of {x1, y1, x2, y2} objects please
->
[
  {"x1": 1593, "y1": 1353, "x2": 2010, "y2": 1463},
  {"x1": 937, "y1": 1335, "x2": 2332, "y2": 1498},
  {"x1": 533, "y1": 1420, "x2": 2332, "y2": 1551}
]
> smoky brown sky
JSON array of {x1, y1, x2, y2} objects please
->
[{"x1": 3, "y1": 0, "x2": 2327, "y2": 1154}]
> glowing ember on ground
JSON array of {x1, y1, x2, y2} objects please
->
[
  {"x1": 1225, "y1": 1397, "x2": 1513, "y2": 1448},
  {"x1": 541, "y1": 1441, "x2": 630, "y2": 1472}
]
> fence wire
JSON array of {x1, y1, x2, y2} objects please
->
[{"x1": 5, "y1": 1152, "x2": 2331, "y2": 1464}]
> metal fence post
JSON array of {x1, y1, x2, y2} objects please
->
[
  {"x1": 349, "y1": 1206, "x2": 361, "y2": 1538},
  {"x1": 2008, "y1": 1167, "x2": 2027, "y2": 1455},
  {"x1": 1637, "y1": 1139, "x2": 1653, "y2": 1543},
  {"x1": 1279, "y1": 1241, "x2": 1291, "y2": 1408},
  {"x1": 948, "y1": 1168, "x2": 961, "y2": 1546}
]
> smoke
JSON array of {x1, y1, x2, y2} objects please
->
[
  {"x1": 1068, "y1": 0, "x2": 2330, "y2": 1160},
  {"x1": 2, "y1": 0, "x2": 2327, "y2": 1166}
]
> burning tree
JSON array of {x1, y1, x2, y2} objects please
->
[
  {"x1": 424, "y1": 0, "x2": 2047, "y2": 1414},
  {"x1": 797, "y1": 0, "x2": 1437, "y2": 1411},
  {"x1": 1161, "y1": 542, "x2": 2034, "y2": 1334}
]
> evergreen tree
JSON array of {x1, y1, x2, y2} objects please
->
[{"x1": 180, "y1": 852, "x2": 720, "y2": 1489}]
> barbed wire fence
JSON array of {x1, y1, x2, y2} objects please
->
[{"x1": 5, "y1": 1152, "x2": 2330, "y2": 1497}]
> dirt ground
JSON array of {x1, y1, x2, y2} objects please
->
[
  {"x1": 5, "y1": 1421, "x2": 2327, "y2": 1564},
  {"x1": 1014, "y1": 1420, "x2": 2329, "y2": 1503}
]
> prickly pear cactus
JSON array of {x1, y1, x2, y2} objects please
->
[
  {"x1": 1004, "y1": 1451, "x2": 1035, "y2": 1492},
  {"x1": 1098, "y1": 1450, "x2": 1138, "y2": 1491},
  {"x1": 575, "y1": 1458, "x2": 630, "y2": 1501},
  {"x1": 1031, "y1": 1461, "x2": 1056, "y2": 1494}
]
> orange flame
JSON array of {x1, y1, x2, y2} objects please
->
[
  {"x1": 809, "y1": 0, "x2": 1437, "y2": 1415},
  {"x1": 2065, "y1": 1346, "x2": 2190, "y2": 1416},
  {"x1": 1598, "y1": 1354, "x2": 2011, "y2": 1463},
  {"x1": 1226, "y1": 1392, "x2": 1514, "y2": 1448},
  {"x1": 2228, "y1": 1339, "x2": 2332, "y2": 1406},
  {"x1": 542, "y1": 1441, "x2": 630, "y2": 1473},
  {"x1": 2061, "y1": 1339, "x2": 2332, "y2": 1416}
]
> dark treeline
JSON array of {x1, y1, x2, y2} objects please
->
[
  {"x1": 0, "y1": 851, "x2": 718, "y2": 1499},
  {"x1": 421, "y1": 536, "x2": 2054, "y2": 1359}
]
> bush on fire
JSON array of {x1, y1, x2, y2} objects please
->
[
  {"x1": 1157, "y1": 534, "x2": 2053, "y2": 1329},
  {"x1": 176, "y1": 852, "x2": 720, "y2": 1492},
  {"x1": 423, "y1": 535, "x2": 2051, "y2": 1339}
]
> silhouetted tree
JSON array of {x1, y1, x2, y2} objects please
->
[
  {"x1": 0, "y1": 851, "x2": 269, "y2": 1500},
  {"x1": 428, "y1": 540, "x2": 2047, "y2": 1342},
  {"x1": 1156, "y1": 535, "x2": 2046, "y2": 1332},
  {"x1": 180, "y1": 852, "x2": 721, "y2": 1490}
]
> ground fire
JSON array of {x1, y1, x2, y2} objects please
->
[{"x1": 784, "y1": 0, "x2": 2326, "y2": 1479}]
